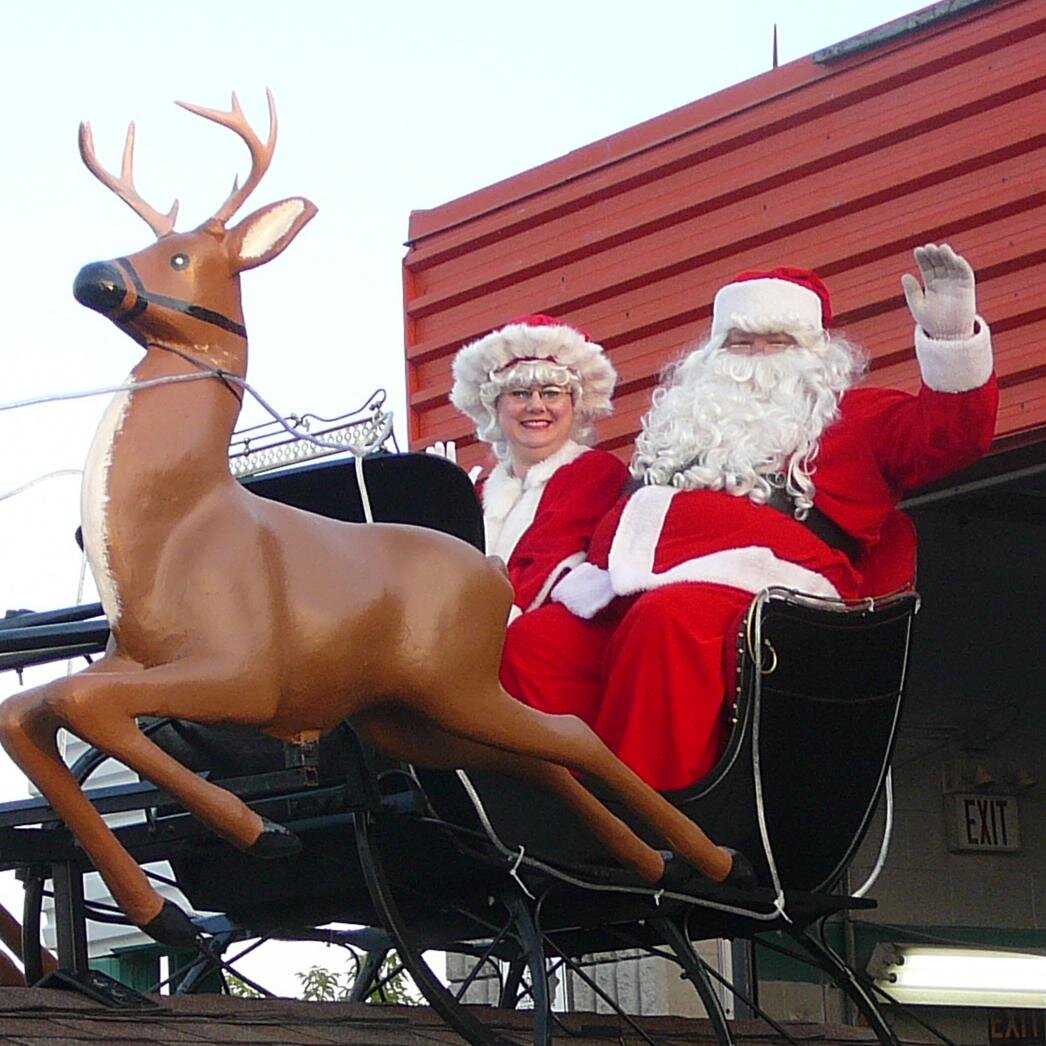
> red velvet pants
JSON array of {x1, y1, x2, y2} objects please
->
[{"x1": 499, "y1": 583, "x2": 752, "y2": 791}]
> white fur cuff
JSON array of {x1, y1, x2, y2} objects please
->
[
  {"x1": 527, "y1": 551, "x2": 586, "y2": 613},
  {"x1": 915, "y1": 316, "x2": 993, "y2": 393},
  {"x1": 552, "y1": 562, "x2": 616, "y2": 618}
]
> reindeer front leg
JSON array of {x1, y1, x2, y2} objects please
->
[
  {"x1": 0, "y1": 660, "x2": 298, "y2": 945},
  {"x1": 0, "y1": 684, "x2": 170, "y2": 936}
]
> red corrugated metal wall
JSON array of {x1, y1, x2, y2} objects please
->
[{"x1": 404, "y1": 0, "x2": 1045, "y2": 472}]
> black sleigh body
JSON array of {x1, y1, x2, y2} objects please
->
[{"x1": 0, "y1": 452, "x2": 918, "y2": 1046}]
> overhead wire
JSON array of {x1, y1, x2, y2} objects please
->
[{"x1": 0, "y1": 367, "x2": 384, "y2": 619}]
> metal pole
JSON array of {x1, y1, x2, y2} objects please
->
[{"x1": 50, "y1": 862, "x2": 89, "y2": 974}]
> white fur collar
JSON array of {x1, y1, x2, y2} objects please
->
[{"x1": 482, "y1": 440, "x2": 588, "y2": 521}]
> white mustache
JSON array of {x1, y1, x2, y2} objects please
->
[{"x1": 715, "y1": 347, "x2": 828, "y2": 393}]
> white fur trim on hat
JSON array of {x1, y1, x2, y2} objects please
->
[
  {"x1": 450, "y1": 320, "x2": 617, "y2": 432},
  {"x1": 914, "y1": 316, "x2": 993, "y2": 393},
  {"x1": 712, "y1": 277, "x2": 825, "y2": 337}
]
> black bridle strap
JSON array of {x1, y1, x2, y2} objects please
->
[{"x1": 119, "y1": 257, "x2": 248, "y2": 339}]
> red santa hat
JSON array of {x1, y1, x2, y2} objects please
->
[
  {"x1": 710, "y1": 266, "x2": 832, "y2": 338},
  {"x1": 450, "y1": 313, "x2": 617, "y2": 433}
]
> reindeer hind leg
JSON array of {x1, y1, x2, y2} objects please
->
[
  {"x1": 417, "y1": 682, "x2": 733, "y2": 882},
  {"x1": 354, "y1": 706, "x2": 666, "y2": 882}
]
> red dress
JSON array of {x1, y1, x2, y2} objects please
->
[
  {"x1": 501, "y1": 330, "x2": 999, "y2": 790},
  {"x1": 480, "y1": 440, "x2": 628, "y2": 619}
]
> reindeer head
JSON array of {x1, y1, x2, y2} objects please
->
[{"x1": 73, "y1": 91, "x2": 316, "y2": 359}]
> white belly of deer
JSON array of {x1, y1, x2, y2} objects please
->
[{"x1": 81, "y1": 387, "x2": 131, "y2": 625}]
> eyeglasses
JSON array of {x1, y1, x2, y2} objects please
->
[
  {"x1": 503, "y1": 385, "x2": 571, "y2": 404},
  {"x1": 722, "y1": 332, "x2": 799, "y2": 354}
]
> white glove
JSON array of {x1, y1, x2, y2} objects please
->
[
  {"x1": 901, "y1": 243, "x2": 977, "y2": 340},
  {"x1": 425, "y1": 441, "x2": 482, "y2": 485},
  {"x1": 425, "y1": 440, "x2": 458, "y2": 463}
]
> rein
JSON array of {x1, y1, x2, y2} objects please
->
[{"x1": 146, "y1": 339, "x2": 245, "y2": 404}]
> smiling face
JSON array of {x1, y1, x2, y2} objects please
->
[{"x1": 496, "y1": 383, "x2": 576, "y2": 475}]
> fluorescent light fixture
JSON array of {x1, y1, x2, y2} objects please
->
[{"x1": 869, "y1": 945, "x2": 1046, "y2": 1006}]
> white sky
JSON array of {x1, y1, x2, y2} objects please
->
[{"x1": 0, "y1": 0, "x2": 925, "y2": 990}]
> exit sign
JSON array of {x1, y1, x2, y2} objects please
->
[
  {"x1": 989, "y1": 1009, "x2": 1045, "y2": 1045},
  {"x1": 949, "y1": 794, "x2": 1020, "y2": 852}
]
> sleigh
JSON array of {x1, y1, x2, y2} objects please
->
[{"x1": 0, "y1": 446, "x2": 918, "y2": 1046}]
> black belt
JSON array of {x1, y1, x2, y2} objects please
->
[{"x1": 765, "y1": 486, "x2": 861, "y2": 563}]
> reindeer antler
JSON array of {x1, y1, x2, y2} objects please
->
[
  {"x1": 78, "y1": 122, "x2": 180, "y2": 239},
  {"x1": 177, "y1": 89, "x2": 278, "y2": 226}
]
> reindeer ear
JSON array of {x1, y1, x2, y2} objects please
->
[{"x1": 228, "y1": 197, "x2": 317, "y2": 273}]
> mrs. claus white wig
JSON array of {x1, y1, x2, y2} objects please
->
[{"x1": 450, "y1": 314, "x2": 618, "y2": 461}]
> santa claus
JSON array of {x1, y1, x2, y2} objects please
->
[{"x1": 500, "y1": 245, "x2": 998, "y2": 791}]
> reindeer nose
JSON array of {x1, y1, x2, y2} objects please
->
[{"x1": 74, "y1": 262, "x2": 127, "y2": 314}]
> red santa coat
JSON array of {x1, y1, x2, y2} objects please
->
[
  {"x1": 480, "y1": 440, "x2": 627, "y2": 619},
  {"x1": 501, "y1": 323, "x2": 999, "y2": 790}
]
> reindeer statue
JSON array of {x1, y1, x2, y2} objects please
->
[{"x1": 0, "y1": 93, "x2": 742, "y2": 948}]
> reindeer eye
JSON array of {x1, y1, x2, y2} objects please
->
[{"x1": 170, "y1": 253, "x2": 190, "y2": 271}]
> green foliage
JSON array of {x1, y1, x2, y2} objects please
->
[
  {"x1": 296, "y1": 951, "x2": 420, "y2": 1005},
  {"x1": 297, "y1": 963, "x2": 347, "y2": 1001},
  {"x1": 225, "y1": 973, "x2": 265, "y2": 998}
]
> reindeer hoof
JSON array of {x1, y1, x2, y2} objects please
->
[
  {"x1": 721, "y1": 848, "x2": 757, "y2": 890},
  {"x1": 658, "y1": 848, "x2": 757, "y2": 893},
  {"x1": 247, "y1": 818, "x2": 303, "y2": 859},
  {"x1": 141, "y1": 901, "x2": 199, "y2": 947}
]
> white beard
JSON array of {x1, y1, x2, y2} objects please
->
[{"x1": 632, "y1": 336, "x2": 864, "y2": 517}]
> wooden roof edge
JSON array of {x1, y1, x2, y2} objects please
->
[{"x1": 404, "y1": 0, "x2": 1026, "y2": 246}]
